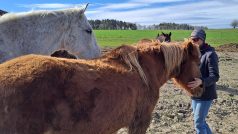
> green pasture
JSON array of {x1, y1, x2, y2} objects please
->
[{"x1": 94, "y1": 29, "x2": 238, "y2": 48}]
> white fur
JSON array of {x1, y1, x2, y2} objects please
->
[{"x1": 0, "y1": 8, "x2": 101, "y2": 63}]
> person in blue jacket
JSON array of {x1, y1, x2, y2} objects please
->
[{"x1": 187, "y1": 28, "x2": 219, "y2": 134}]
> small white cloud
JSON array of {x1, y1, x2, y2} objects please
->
[
  {"x1": 100, "y1": 3, "x2": 149, "y2": 10},
  {"x1": 130, "y1": 0, "x2": 188, "y2": 3},
  {"x1": 17, "y1": 3, "x2": 84, "y2": 10},
  {"x1": 86, "y1": 0, "x2": 238, "y2": 28}
]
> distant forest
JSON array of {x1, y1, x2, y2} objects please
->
[
  {"x1": 89, "y1": 19, "x2": 137, "y2": 30},
  {"x1": 89, "y1": 19, "x2": 208, "y2": 30}
]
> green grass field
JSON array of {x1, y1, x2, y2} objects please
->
[{"x1": 94, "y1": 29, "x2": 238, "y2": 48}]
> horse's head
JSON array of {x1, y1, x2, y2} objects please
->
[
  {"x1": 63, "y1": 7, "x2": 101, "y2": 59},
  {"x1": 173, "y1": 41, "x2": 203, "y2": 97},
  {"x1": 157, "y1": 32, "x2": 171, "y2": 42},
  {"x1": 50, "y1": 50, "x2": 77, "y2": 59}
]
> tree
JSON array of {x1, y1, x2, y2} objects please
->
[
  {"x1": 89, "y1": 19, "x2": 137, "y2": 30},
  {"x1": 0, "y1": 9, "x2": 7, "y2": 16},
  {"x1": 231, "y1": 19, "x2": 238, "y2": 29}
]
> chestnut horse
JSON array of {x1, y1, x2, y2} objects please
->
[
  {"x1": 138, "y1": 32, "x2": 171, "y2": 45},
  {"x1": 0, "y1": 40, "x2": 202, "y2": 134}
]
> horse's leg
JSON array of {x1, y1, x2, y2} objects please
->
[
  {"x1": 128, "y1": 92, "x2": 159, "y2": 134},
  {"x1": 128, "y1": 111, "x2": 152, "y2": 134}
]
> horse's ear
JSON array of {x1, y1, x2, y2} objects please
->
[
  {"x1": 83, "y1": 3, "x2": 89, "y2": 13},
  {"x1": 169, "y1": 32, "x2": 171, "y2": 36},
  {"x1": 151, "y1": 45, "x2": 161, "y2": 56},
  {"x1": 187, "y1": 42, "x2": 200, "y2": 58},
  {"x1": 162, "y1": 32, "x2": 165, "y2": 35},
  {"x1": 157, "y1": 33, "x2": 160, "y2": 36}
]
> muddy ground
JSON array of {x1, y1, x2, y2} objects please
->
[{"x1": 100, "y1": 44, "x2": 238, "y2": 134}]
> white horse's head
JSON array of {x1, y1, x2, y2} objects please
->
[
  {"x1": 59, "y1": 7, "x2": 101, "y2": 59},
  {"x1": 0, "y1": 6, "x2": 101, "y2": 63}
]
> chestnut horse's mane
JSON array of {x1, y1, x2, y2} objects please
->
[
  {"x1": 160, "y1": 42, "x2": 184, "y2": 75},
  {"x1": 106, "y1": 41, "x2": 187, "y2": 87}
]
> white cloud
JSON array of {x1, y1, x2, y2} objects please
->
[
  {"x1": 130, "y1": 0, "x2": 188, "y2": 3},
  {"x1": 16, "y1": 0, "x2": 238, "y2": 28},
  {"x1": 17, "y1": 3, "x2": 84, "y2": 9},
  {"x1": 86, "y1": 0, "x2": 238, "y2": 28},
  {"x1": 100, "y1": 3, "x2": 150, "y2": 10}
]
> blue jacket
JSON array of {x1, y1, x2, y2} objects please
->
[{"x1": 192, "y1": 43, "x2": 220, "y2": 100}]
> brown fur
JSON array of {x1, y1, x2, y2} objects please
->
[
  {"x1": 137, "y1": 38, "x2": 157, "y2": 44},
  {"x1": 51, "y1": 49, "x2": 77, "y2": 59},
  {"x1": 0, "y1": 41, "x2": 202, "y2": 134}
]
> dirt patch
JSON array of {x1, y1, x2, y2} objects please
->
[{"x1": 215, "y1": 43, "x2": 238, "y2": 52}]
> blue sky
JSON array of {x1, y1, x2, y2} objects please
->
[{"x1": 1, "y1": 0, "x2": 238, "y2": 29}]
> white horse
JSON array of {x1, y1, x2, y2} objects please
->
[{"x1": 0, "y1": 7, "x2": 101, "y2": 63}]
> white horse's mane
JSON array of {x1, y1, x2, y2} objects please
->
[{"x1": 0, "y1": 8, "x2": 85, "y2": 23}]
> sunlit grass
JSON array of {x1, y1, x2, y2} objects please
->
[{"x1": 94, "y1": 29, "x2": 238, "y2": 47}]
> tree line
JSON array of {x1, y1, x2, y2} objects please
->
[
  {"x1": 89, "y1": 19, "x2": 137, "y2": 30},
  {"x1": 0, "y1": 9, "x2": 7, "y2": 16},
  {"x1": 137, "y1": 23, "x2": 208, "y2": 30},
  {"x1": 89, "y1": 19, "x2": 208, "y2": 30}
]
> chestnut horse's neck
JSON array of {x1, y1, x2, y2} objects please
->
[
  {"x1": 102, "y1": 44, "x2": 184, "y2": 90},
  {"x1": 137, "y1": 44, "x2": 184, "y2": 91},
  {"x1": 138, "y1": 52, "x2": 169, "y2": 91}
]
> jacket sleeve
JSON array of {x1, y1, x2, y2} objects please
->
[{"x1": 202, "y1": 52, "x2": 220, "y2": 87}]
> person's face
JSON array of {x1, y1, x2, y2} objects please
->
[{"x1": 191, "y1": 38, "x2": 203, "y2": 46}]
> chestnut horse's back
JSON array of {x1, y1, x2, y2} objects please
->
[
  {"x1": 0, "y1": 55, "x2": 79, "y2": 134},
  {"x1": 0, "y1": 54, "x2": 140, "y2": 134}
]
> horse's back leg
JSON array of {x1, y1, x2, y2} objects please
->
[
  {"x1": 128, "y1": 112, "x2": 152, "y2": 134},
  {"x1": 128, "y1": 95, "x2": 159, "y2": 134}
]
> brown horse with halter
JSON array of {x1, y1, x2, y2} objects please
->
[
  {"x1": 51, "y1": 49, "x2": 77, "y2": 59},
  {"x1": 0, "y1": 40, "x2": 202, "y2": 134},
  {"x1": 138, "y1": 32, "x2": 172, "y2": 44},
  {"x1": 156, "y1": 32, "x2": 172, "y2": 42}
]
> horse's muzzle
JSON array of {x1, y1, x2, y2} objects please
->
[{"x1": 192, "y1": 87, "x2": 204, "y2": 97}]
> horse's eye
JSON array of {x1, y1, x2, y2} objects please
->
[{"x1": 85, "y1": 29, "x2": 92, "y2": 34}]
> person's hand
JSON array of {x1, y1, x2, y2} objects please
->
[{"x1": 187, "y1": 78, "x2": 202, "y2": 89}]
